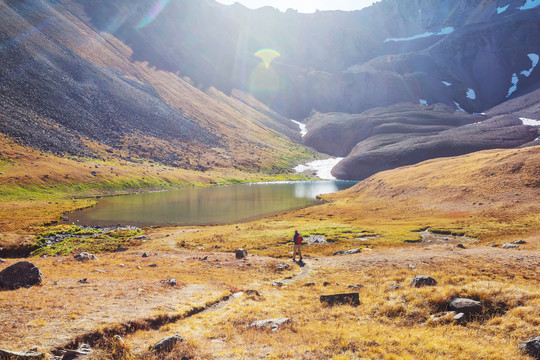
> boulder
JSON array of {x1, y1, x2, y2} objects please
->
[
  {"x1": 0, "y1": 349, "x2": 49, "y2": 359},
  {"x1": 0, "y1": 261, "x2": 43, "y2": 290},
  {"x1": 61, "y1": 344, "x2": 92, "y2": 360},
  {"x1": 410, "y1": 275, "x2": 437, "y2": 287},
  {"x1": 151, "y1": 334, "x2": 184, "y2": 353},
  {"x1": 74, "y1": 252, "x2": 98, "y2": 261},
  {"x1": 448, "y1": 298, "x2": 483, "y2": 314},
  {"x1": 520, "y1": 336, "x2": 540, "y2": 359},
  {"x1": 333, "y1": 248, "x2": 361, "y2": 256},
  {"x1": 249, "y1": 318, "x2": 290, "y2": 331},
  {"x1": 235, "y1": 249, "x2": 247, "y2": 259},
  {"x1": 320, "y1": 293, "x2": 360, "y2": 306},
  {"x1": 502, "y1": 243, "x2": 518, "y2": 249}
]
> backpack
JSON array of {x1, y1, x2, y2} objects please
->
[{"x1": 295, "y1": 235, "x2": 303, "y2": 245}]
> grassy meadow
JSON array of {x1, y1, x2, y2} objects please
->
[{"x1": 0, "y1": 143, "x2": 538, "y2": 359}]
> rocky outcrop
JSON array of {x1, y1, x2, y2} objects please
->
[
  {"x1": 331, "y1": 114, "x2": 539, "y2": 180},
  {"x1": 0, "y1": 261, "x2": 43, "y2": 290},
  {"x1": 0, "y1": 349, "x2": 49, "y2": 360}
]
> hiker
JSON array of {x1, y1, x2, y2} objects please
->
[{"x1": 292, "y1": 230, "x2": 303, "y2": 262}]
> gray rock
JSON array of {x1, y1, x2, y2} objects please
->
[
  {"x1": 449, "y1": 298, "x2": 483, "y2": 314},
  {"x1": 134, "y1": 235, "x2": 147, "y2": 240},
  {"x1": 0, "y1": 349, "x2": 49, "y2": 359},
  {"x1": 520, "y1": 336, "x2": 540, "y2": 359},
  {"x1": 323, "y1": 281, "x2": 331, "y2": 286},
  {"x1": 74, "y1": 252, "x2": 98, "y2": 261},
  {"x1": 142, "y1": 253, "x2": 150, "y2": 258},
  {"x1": 304, "y1": 282, "x2": 315, "y2": 287},
  {"x1": 249, "y1": 318, "x2": 290, "y2": 331},
  {"x1": 272, "y1": 281, "x2": 284, "y2": 287},
  {"x1": 453, "y1": 312, "x2": 466, "y2": 323},
  {"x1": 61, "y1": 344, "x2": 92, "y2": 360},
  {"x1": 410, "y1": 275, "x2": 437, "y2": 287},
  {"x1": 347, "y1": 284, "x2": 364, "y2": 289},
  {"x1": 0, "y1": 259, "x2": 5, "y2": 263},
  {"x1": 456, "y1": 244, "x2": 466, "y2": 249},
  {"x1": 385, "y1": 285, "x2": 401, "y2": 292},
  {"x1": 0, "y1": 261, "x2": 43, "y2": 290},
  {"x1": 151, "y1": 334, "x2": 184, "y2": 353},
  {"x1": 502, "y1": 243, "x2": 518, "y2": 249},
  {"x1": 276, "y1": 264, "x2": 290, "y2": 271},
  {"x1": 333, "y1": 248, "x2": 361, "y2": 256},
  {"x1": 245, "y1": 290, "x2": 260, "y2": 297},
  {"x1": 235, "y1": 249, "x2": 247, "y2": 259},
  {"x1": 306, "y1": 235, "x2": 327, "y2": 245},
  {"x1": 320, "y1": 293, "x2": 360, "y2": 306},
  {"x1": 512, "y1": 240, "x2": 526, "y2": 245}
]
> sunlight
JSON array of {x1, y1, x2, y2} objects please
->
[
  {"x1": 254, "y1": 48, "x2": 281, "y2": 69},
  {"x1": 136, "y1": 0, "x2": 170, "y2": 29}
]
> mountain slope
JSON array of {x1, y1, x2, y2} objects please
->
[{"x1": 0, "y1": 0, "x2": 314, "y2": 173}]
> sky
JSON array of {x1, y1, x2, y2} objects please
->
[{"x1": 215, "y1": 0, "x2": 379, "y2": 13}]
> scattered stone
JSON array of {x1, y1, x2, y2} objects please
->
[
  {"x1": 0, "y1": 261, "x2": 43, "y2": 290},
  {"x1": 114, "y1": 247, "x2": 128, "y2": 252},
  {"x1": 0, "y1": 349, "x2": 49, "y2": 359},
  {"x1": 245, "y1": 290, "x2": 260, "y2": 297},
  {"x1": 142, "y1": 253, "x2": 150, "y2": 258},
  {"x1": 90, "y1": 171, "x2": 97, "y2": 176},
  {"x1": 385, "y1": 285, "x2": 401, "y2": 292},
  {"x1": 0, "y1": 259, "x2": 5, "y2": 263},
  {"x1": 306, "y1": 235, "x2": 327, "y2": 245},
  {"x1": 512, "y1": 240, "x2": 526, "y2": 245},
  {"x1": 74, "y1": 252, "x2": 98, "y2": 261},
  {"x1": 151, "y1": 334, "x2": 184, "y2": 353},
  {"x1": 304, "y1": 282, "x2": 315, "y2": 287},
  {"x1": 147, "y1": 264, "x2": 157, "y2": 267},
  {"x1": 429, "y1": 311, "x2": 457, "y2": 325},
  {"x1": 134, "y1": 235, "x2": 147, "y2": 240},
  {"x1": 235, "y1": 249, "x2": 247, "y2": 259},
  {"x1": 410, "y1": 275, "x2": 437, "y2": 288},
  {"x1": 520, "y1": 336, "x2": 540, "y2": 359},
  {"x1": 78, "y1": 278, "x2": 88, "y2": 284},
  {"x1": 320, "y1": 293, "x2": 360, "y2": 306},
  {"x1": 323, "y1": 281, "x2": 331, "y2": 286},
  {"x1": 333, "y1": 248, "x2": 361, "y2": 256},
  {"x1": 347, "y1": 284, "x2": 365, "y2": 289},
  {"x1": 272, "y1": 281, "x2": 284, "y2": 287},
  {"x1": 502, "y1": 243, "x2": 518, "y2": 249},
  {"x1": 61, "y1": 344, "x2": 92, "y2": 360},
  {"x1": 408, "y1": 264, "x2": 417, "y2": 270},
  {"x1": 456, "y1": 244, "x2": 466, "y2": 249},
  {"x1": 404, "y1": 239, "x2": 422, "y2": 243},
  {"x1": 448, "y1": 298, "x2": 483, "y2": 314},
  {"x1": 249, "y1": 318, "x2": 290, "y2": 331},
  {"x1": 276, "y1": 264, "x2": 290, "y2": 271}
]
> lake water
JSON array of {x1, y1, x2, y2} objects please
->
[{"x1": 64, "y1": 181, "x2": 357, "y2": 227}]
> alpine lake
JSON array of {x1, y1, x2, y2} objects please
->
[{"x1": 63, "y1": 181, "x2": 357, "y2": 227}]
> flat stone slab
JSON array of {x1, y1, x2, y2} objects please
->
[{"x1": 448, "y1": 298, "x2": 483, "y2": 314}]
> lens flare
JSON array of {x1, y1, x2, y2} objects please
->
[
  {"x1": 136, "y1": 0, "x2": 170, "y2": 29},
  {"x1": 254, "y1": 48, "x2": 281, "y2": 69}
]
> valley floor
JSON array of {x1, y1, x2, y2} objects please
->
[{"x1": 0, "y1": 226, "x2": 538, "y2": 359}]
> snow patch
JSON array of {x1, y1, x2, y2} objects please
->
[
  {"x1": 294, "y1": 158, "x2": 343, "y2": 180},
  {"x1": 506, "y1": 73, "x2": 519, "y2": 98},
  {"x1": 520, "y1": 53, "x2": 539, "y2": 77},
  {"x1": 454, "y1": 101, "x2": 466, "y2": 112},
  {"x1": 384, "y1": 27, "x2": 454, "y2": 43},
  {"x1": 419, "y1": 99, "x2": 428, "y2": 106},
  {"x1": 466, "y1": 88, "x2": 476, "y2": 100},
  {"x1": 291, "y1": 120, "x2": 308, "y2": 137},
  {"x1": 520, "y1": 118, "x2": 540, "y2": 126},
  {"x1": 441, "y1": 81, "x2": 452, "y2": 86},
  {"x1": 497, "y1": 5, "x2": 509, "y2": 14},
  {"x1": 519, "y1": 0, "x2": 540, "y2": 10}
]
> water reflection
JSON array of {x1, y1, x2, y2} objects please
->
[{"x1": 64, "y1": 181, "x2": 356, "y2": 227}]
